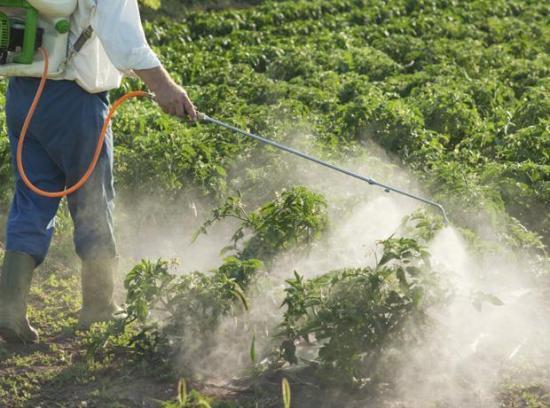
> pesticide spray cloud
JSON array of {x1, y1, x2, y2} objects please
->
[
  {"x1": 117, "y1": 129, "x2": 549, "y2": 405},
  {"x1": 391, "y1": 227, "x2": 550, "y2": 407}
]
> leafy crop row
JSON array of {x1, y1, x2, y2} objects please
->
[
  {"x1": 1, "y1": 0, "x2": 547, "y2": 248},
  {"x1": 121, "y1": 0, "x2": 550, "y2": 249},
  {"x1": 84, "y1": 187, "x2": 327, "y2": 365},
  {"x1": 86, "y1": 187, "x2": 452, "y2": 388}
]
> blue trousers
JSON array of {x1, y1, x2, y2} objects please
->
[{"x1": 5, "y1": 78, "x2": 117, "y2": 265}]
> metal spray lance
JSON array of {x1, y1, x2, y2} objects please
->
[{"x1": 197, "y1": 112, "x2": 450, "y2": 225}]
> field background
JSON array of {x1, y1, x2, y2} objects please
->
[{"x1": 0, "y1": 0, "x2": 549, "y2": 407}]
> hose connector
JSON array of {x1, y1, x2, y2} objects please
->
[{"x1": 197, "y1": 112, "x2": 209, "y2": 122}]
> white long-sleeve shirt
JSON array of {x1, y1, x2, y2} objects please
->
[
  {"x1": 93, "y1": 0, "x2": 160, "y2": 71},
  {"x1": 65, "y1": 0, "x2": 161, "y2": 93}
]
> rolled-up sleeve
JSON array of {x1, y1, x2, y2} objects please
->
[{"x1": 93, "y1": 0, "x2": 161, "y2": 71}]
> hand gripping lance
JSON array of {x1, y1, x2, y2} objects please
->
[{"x1": 197, "y1": 112, "x2": 450, "y2": 225}]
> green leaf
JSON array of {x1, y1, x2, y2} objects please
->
[
  {"x1": 282, "y1": 377, "x2": 291, "y2": 408},
  {"x1": 483, "y1": 293, "x2": 505, "y2": 306},
  {"x1": 230, "y1": 287, "x2": 249, "y2": 312},
  {"x1": 177, "y1": 378, "x2": 187, "y2": 404},
  {"x1": 250, "y1": 333, "x2": 257, "y2": 365}
]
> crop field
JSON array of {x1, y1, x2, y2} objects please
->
[{"x1": 0, "y1": 0, "x2": 549, "y2": 407}]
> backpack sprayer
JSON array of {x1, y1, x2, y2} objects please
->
[
  {"x1": 0, "y1": 0, "x2": 75, "y2": 77},
  {"x1": 3, "y1": 1, "x2": 450, "y2": 224},
  {"x1": 0, "y1": 0, "x2": 152, "y2": 198}
]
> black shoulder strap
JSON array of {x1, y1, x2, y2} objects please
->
[{"x1": 73, "y1": 25, "x2": 94, "y2": 53}]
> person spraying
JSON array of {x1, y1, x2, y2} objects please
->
[
  {"x1": 0, "y1": 0, "x2": 196, "y2": 344},
  {"x1": 0, "y1": 0, "x2": 450, "y2": 346}
]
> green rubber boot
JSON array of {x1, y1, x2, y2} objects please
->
[
  {"x1": 0, "y1": 251, "x2": 39, "y2": 344},
  {"x1": 78, "y1": 257, "x2": 125, "y2": 330}
]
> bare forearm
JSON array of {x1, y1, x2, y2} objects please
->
[{"x1": 134, "y1": 65, "x2": 172, "y2": 92}]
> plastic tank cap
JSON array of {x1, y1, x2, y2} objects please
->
[{"x1": 55, "y1": 19, "x2": 70, "y2": 34}]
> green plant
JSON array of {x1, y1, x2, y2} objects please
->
[
  {"x1": 161, "y1": 378, "x2": 212, "y2": 408},
  {"x1": 83, "y1": 257, "x2": 256, "y2": 366},
  {"x1": 279, "y1": 236, "x2": 447, "y2": 387},
  {"x1": 282, "y1": 377, "x2": 291, "y2": 408},
  {"x1": 197, "y1": 186, "x2": 329, "y2": 262}
]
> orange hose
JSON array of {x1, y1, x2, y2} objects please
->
[{"x1": 16, "y1": 48, "x2": 150, "y2": 198}]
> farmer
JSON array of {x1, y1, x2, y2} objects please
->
[{"x1": 0, "y1": 1, "x2": 197, "y2": 344}]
